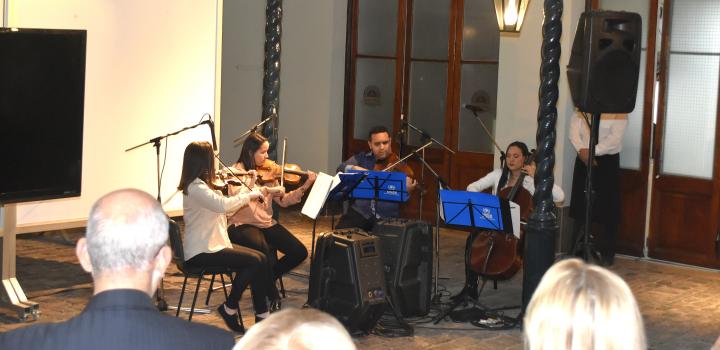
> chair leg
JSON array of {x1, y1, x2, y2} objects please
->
[
  {"x1": 220, "y1": 273, "x2": 230, "y2": 301},
  {"x1": 278, "y1": 275, "x2": 286, "y2": 298},
  {"x1": 176, "y1": 275, "x2": 190, "y2": 317},
  {"x1": 188, "y1": 274, "x2": 203, "y2": 321},
  {"x1": 205, "y1": 273, "x2": 217, "y2": 306}
]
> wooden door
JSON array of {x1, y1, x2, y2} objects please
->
[
  {"x1": 343, "y1": 0, "x2": 502, "y2": 220},
  {"x1": 647, "y1": 0, "x2": 720, "y2": 268}
]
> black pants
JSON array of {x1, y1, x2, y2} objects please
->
[
  {"x1": 335, "y1": 207, "x2": 375, "y2": 232},
  {"x1": 570, "y1": 153, "x2": 621, "y2": 259},
  {"x1": 186, "y1": 247, "x2": 270, "y2": 314},
  {"x1": 228, "y1": 224, "x2": 308, "y2": 281}
]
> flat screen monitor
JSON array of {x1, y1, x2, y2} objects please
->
[{"x1": 0, "y1": 28, "x2": 86, "y2": 204}]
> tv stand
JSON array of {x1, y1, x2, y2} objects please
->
[{"x1": 1, "y1": 204, "x2": 39, "y2": 321}]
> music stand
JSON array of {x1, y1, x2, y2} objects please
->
[
  {"x1": 433, "y1": 190, "x2": 516, "y2": 324},
  {"x1": 301, "y1": 172, "x2": 366, "y2": 262},
  {"x1": 349, "y1": 170, "x2": 409, "y2": 203}
]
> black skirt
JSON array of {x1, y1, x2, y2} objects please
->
[{"x1": 569, "y1": 153, "x2": 621, "y2": 226}]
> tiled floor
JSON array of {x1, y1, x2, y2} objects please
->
[{"x1": 1, "y1": 209, "x2": 718, "y2": 349}]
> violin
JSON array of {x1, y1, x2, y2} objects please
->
[
  {"x1": 373, "y1": 152, "x2": 415, "y2": 178},
  {"x1": 256, "y1": 159, "x2": 309, "y2": 186},
  {"x1": 469, "y1": 150, "x2": 536, "y2": 280}
]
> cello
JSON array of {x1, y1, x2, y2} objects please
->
[{"x1": 469, "y1": 150, "x2": 535, "y2": 280}]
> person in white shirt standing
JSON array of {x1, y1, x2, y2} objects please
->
[{"x1": 569, "y1": 113, "x2": 628, "y2": 266}]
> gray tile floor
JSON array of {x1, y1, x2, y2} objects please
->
[{"x1": 1, "y1": 209, "x2": 719, "y2": 349}]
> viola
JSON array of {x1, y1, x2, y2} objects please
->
[
  {"x1": 373, "y1": 152, "x2": 415, "y2": 178},
  {"x1": 469, "y1": 150, "x2": 536, "y2": 280},
  {"x1": 256, "y1": 159, "x2": 309, "y2": 186}
]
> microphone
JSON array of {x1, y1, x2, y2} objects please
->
[
  {"x1": 463, "y1": 104, "x2": 485, "y2": 114},
  {"x1": 204, "y1": 119, "x2": 217, "y2": 151}
]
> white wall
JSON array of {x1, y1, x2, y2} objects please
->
[
  {"x1": 495, "y1": 0, "x2": 585, "y2": 205},
  {"x1": 1, "y1": 0, "x2": 220, "y2": 228},
  {"x1": 218, "y1": 0, "x2": 265, "y2": 164},
  {"x1": 219, "y1": 0, "x2": 347, "y2": 174}
]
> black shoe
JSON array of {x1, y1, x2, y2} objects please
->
[
  {"x1": 255, "y1": 315, "x2": 267, "y2": 323},
  {"x1": 269, "y1": 298, "x2": 282, "y2": 313},
  {"x1": 217, "y1": 304, "x2": 245, "y2": 334},
  {"x1": 450, "y1": 284, "x2": 479, "y2": 302}
]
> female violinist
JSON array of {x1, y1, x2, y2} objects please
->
[
  {"x1": 226, "y1": 133, "x2": 316, "y2": 311},
  {"x1": 461, "y1": 141, "x2": 564, "y2": 297},
  {"x1": 177, "y1": 141, "x2": 270, "y2": 332},
  {"x1": 335, "y1": 125, "x2": 417, "y2": 231}
]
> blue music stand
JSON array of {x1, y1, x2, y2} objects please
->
[
  {"x1": 349, "y1": 170, "x2": 409, "y2": 203},
  {"x1": 327, "y1": 172, "x2": 366, "y2": 203},
  {"x1": 439, "y1": 190, "x2": 513, "y2": 234}
]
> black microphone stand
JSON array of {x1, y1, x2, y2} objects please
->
[
  {"x1": 465, "y1": 106, "x2": 506, "y2": 168},
  {"x1": 232, "y1": 114, "x2": 277, "y2": 146},
  {"x1": 401, "y1": 122, "x2": 454, "y2": 303},
  {"x1": 125, "y1": 115, "x2": 212, "y2": 311}
]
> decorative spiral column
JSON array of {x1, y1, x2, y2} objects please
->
[
  {"x1": 261, "y1": 0, "x2": 282, "y2": 160},
  {"x1": 522, "y1": 0, "x2": 563, "y2": 312}
]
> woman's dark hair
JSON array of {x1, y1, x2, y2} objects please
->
[
  {"x1": 237, "y1": 132, "x2": 268, "y2": 170},
  {"x1": 497, "y1": 141, "x2": 530, "y2": 191},
  {"x1": 178, "y1": 141, "x2": 215, "y2": 194}
]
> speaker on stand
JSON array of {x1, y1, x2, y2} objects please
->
[
  {"x1": 564, "y1": 10, "x2": 641, "y2": 264},
  {"x1": 567, "y1": 10, "x2": 642, "y2": 114}
]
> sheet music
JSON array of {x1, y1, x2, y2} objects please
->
[
  {"x1": 509, "y1": 201, "x2": 520, "y2": 239},
  {"x1": 301, "y1": 172, "x2": 340, "y2": 219}
]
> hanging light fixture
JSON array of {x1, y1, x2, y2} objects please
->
[{"x1": 493, "y1": 0, "x2": 530, "y2": 33}]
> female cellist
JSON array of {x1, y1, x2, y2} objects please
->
[
  {"x1": 178, "y1": 141, "x2": 270, "y2": 333},
  {"x1": 226, "y1": 132, "x2": 316, "y2": 311},
  {"x1": 461, "y1": 141, "x2": 564, "y2": 297},
  {"x1": 468, "y1": 141, "x2": 564, "y2": 200}
]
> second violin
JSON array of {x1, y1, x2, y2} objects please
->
[{"x1": 256, "y1": 159, "x2": 309, "y2": 186}]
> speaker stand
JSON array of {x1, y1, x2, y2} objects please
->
[{"x1": 575, "y1": 112, "x2": 602, "y2": 263}]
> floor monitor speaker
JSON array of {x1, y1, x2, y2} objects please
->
[{"x1": 308, "y1": 229, "x2": 386, "y2": 333}]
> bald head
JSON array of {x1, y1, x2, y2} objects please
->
[{"x1": 85, "y1": 189, "x2": 169, "y2": 275}]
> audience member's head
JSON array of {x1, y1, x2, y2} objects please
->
[
  {"x1": 524, "y1": 258, "x2": 645, "y2": 350},
  {"x1": 76, "y1": 188, "x2": 171, "y2": 296},
  {"x1": 233, "y1": 308, "x2": 356, "y2": 350}
]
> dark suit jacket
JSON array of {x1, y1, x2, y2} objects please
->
[{"x1": 0, "y1": 289, "x2": 234, "y2": 350}]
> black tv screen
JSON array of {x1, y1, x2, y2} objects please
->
[{"x1": 0, "y1": 28, "x2": 86, "y2": 204}]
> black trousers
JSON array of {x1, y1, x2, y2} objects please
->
[
  {"x1": 186, "y1": 247, "x2": 270, "y2": 314},
  {"x1": 228, "y1": 224, "x2": 308, "y2": 281},
  {"x1": 570, "y1": 153, "x2": 621, "y2": 258}
]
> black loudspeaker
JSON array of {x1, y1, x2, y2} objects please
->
[
  {"x1": 308, "y1": 229, "x2": 386, "y2": 333},
  {"x1": 372, "y1": 219, "x2": 432, "y2": 317},
  {"x1": 567, "y1": 11, "x2": 642, "y2": 113}
]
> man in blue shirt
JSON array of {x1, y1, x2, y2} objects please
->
[{"x1": 336, "y1": 126, "x2": 417, "y2": 231}]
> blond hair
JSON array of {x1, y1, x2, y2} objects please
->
[
  {"x1": 233, "y1": 308, "x2": 356, "y2": 350},
  {"x1": 524, "y1": 258, "x2": 646, "y2": 350}
]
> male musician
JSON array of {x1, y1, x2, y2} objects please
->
[
  {"x1": 0, "y1": 189, "x2": 234, "y2": 350},
  {"x1": 336, "y1": 125, "x2": 417, "y2": 231},
  {"x1": 569, "y1": 112, "x2": 627, "y2": 266}
]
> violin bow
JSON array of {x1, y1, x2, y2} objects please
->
[
  {"x1": 279, "y1": 138, "x2": 289, "y2": 188},
  {"x1": 213, "y1": 153, "x2": 253, "y2": 192}
]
